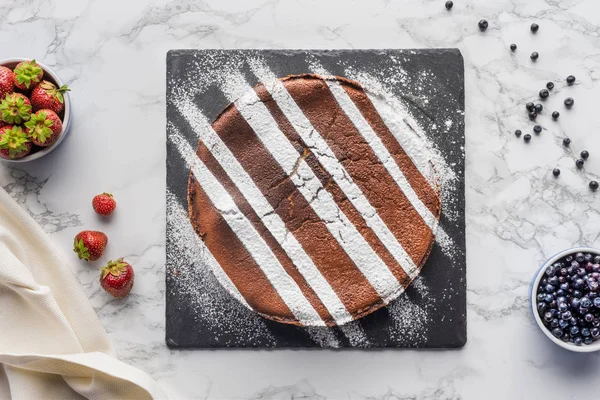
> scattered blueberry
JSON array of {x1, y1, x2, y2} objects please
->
[
  {"x1": 478, "y1": 19, "x2": 488, "y2": 31},
  {"x1": 564, "y1": 97, "x2": 574, "y2": 108},
  {"x1": 526, "y1": 102, "x2": 535, "y2": 112},
  {"x1": 581, "y1": 150, "x2": 589, "y2": 159},
  {"x1": 576, "y1": 159, "x2": 585, "y2": 169},
  {"x1": 590, "y1": 181, "x2": 599, "y2": 191},
  {"x1": 531, "y1": 23, "x2": 539, "y2": 33},
  {"x1": 445, "y1": 1, "x2": 454, "y2": 9},
  {"x1": 566, "y1": 75, "x2": 576, "y2": 85},
  {"x1": 524, "y1": 134, "x2": 532, "y2": 142},
  {"x1": 552, "y1": 111, "x2": 560, "y2": 120},
  {"x1": 533, "y1": 125, "x2": 542, "y2": 134},
  {"x1": 529, "y1": 111, "x2": 538, "y2": 120},
  {"x1": 531, "y1": 52, "x2": 539, "y2": 60},
  {"x1": 515, "y1": 129, "x2": 522, "y2": 137},
  {"x1": 546, "y1": 82, "x2": 554, "y2": 90},
  {"x1": 510, "y1": 43, "x2": 517, "y2": 51},
  {"x1": 563, "y1": 138, "x2": 571, "y2": 146},
  {"x1": 539, "y1": 89, "x2": 549, "y2": 99},
  {"x1": 552, "y1": 168, "x2": 560, "y2": 177},
  {"x1": 535, "y1": 103, "x2": 543, "y2": 113}
]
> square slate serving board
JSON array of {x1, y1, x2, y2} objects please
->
[{"x1": 166, "y1": 49, "x2": 466, "y2": 348}]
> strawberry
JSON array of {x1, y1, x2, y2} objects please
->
[
  {"x1": 73, "y1": 230, "x2": 108, "y2": 262},
  {"x1": 24, "y1": 109, "x2": 62, "y2": 147},
  {"x1": 0, "y1": 93, "x2": 32, "y2": 124},
  {"x1": 0, "y1": 66, "x2": 15, "y2": 99},
  {"x1": 100, "y1": 259, "x2": 134, "y2": 298},
  {"x1": 0, "y1": 125, "x2": 32, "y2": 160},
  {"x1": 13, "y1": 60, "x2": 43, "y2": 91},
  {"x1": 92, "y1": 193, "x2": 117, "y2": 216},
  {"x1": 30, "y1": 80, "x2": 70, "y2": 113}
]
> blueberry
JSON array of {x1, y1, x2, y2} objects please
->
[
  {"x1": 560, "y1": 267, "x2": 568, "y2": 276},
  {"x1": 572, "y1": 259, "x2": 581, "y2": 268},
  {"x1": 526, "y1": 102, "x2": 535, "y2": 112},
  {"x1": 590, "y1": 181, "x2": 599, "y2": 191},
  {"x1": 539, "y1": 89, "x2": 549, "y2": 99},
  {"x1": 573, "y1": 290, "x2": 583, "y2": 298},
  {"x1": 570, "y1": 317, "x2": 578, "y2": 326},
  {"x1": 552, "y1": 327, "x2": 563, "y2": 338},
  {"x1": 574, "y1": 336, "x2": 583, "y2": 346},
  {"x1": 585, "y1": 313, "x2": 594, "y2": 322},
  {"x1": 584, "y1": 337, "x2": 593, "y2": 345},
  {"x1": 566, "y1": 255, "x2": 574, "y2": 262},
  {"x1": 515, "y1": 129, "x2": 522, "y2": 137},
  {"x1": 548, "y1": 276, "x2": 559, "y2": 285},
  {"x1": 558, "y1": 302, "x2": 568, "y2": 312},
  {"x1": 570, "y1": 325, "x2": 580, "y2": 335},
  {"x1": 594, "y1": 256, "x2": 600, "y2": 264},
  {"x1": 581, "y1": 327, "x2": 591, "y2": 337},
  {"x1": 531, "y1": 23, "x2": 539, "y2": 33},
  {"x1": 528, "y1": 112, "x2": 537, "y2": 121},
  {"x1": 530, "y1": 52, "x2": 539, "y2": 60},
  {"x1": 533, "y1": 125, "x2": 542, "y2": 134},
  {"x1": 582, "y1": 297, "x2": 593, "y2": 308},
  {"x1": 545, "y1": 284, "x2": 556, "y2": 292},
  {"x1": 552, "y1": 168, "x2": 561, "y2": 177},
  {"x1": 537, "y1": 302, "x2": 547, "y2": 313},
  {"x1": 559, "y1": 319, "x2": 570, "y2": 329},
  {"x1": 564, "y1": 97, "x2": 574, "y2": 108},
  {"x1": 566, "y1": 75, "x2": 576, "y2": 85},
  {"x1": 571, "y1": 298, "x2": 581, "y2": 308},
  {"x1": 561, "y1": 311, "x2": 572, "y2": 320},
  {"x1": 524, "y1": 134, "x2": 532, "y2": 142},
  {"x1": 478, "y1": 19, "x2": 488, "y2": 31},
  {"x1": 445, "y1": 0, "x2": 454, "y2": 9},
  {"x1": 552, "y1": 111, "x2": 560, "y2": 120},
  {"x1": 594, "y1": 297, "x2": 600, "y2": 308},
  {"x1": 535, "y1": 103, "x2": 543, "y2": 113},
  {"x1": 576, "y1": 159, "x2": 585, "y2": 169},
  {"x1": 561, "y1": 333, "x2": 570, "y2": 342},
  {"x1": 588, "y1": 280, "x2": 599, "y2": 292},
  {"x1": 544, "y1": 294, "x2": 553, "y2": 303},
  {"x1": 576, "y1": 253, "x2": 585, "y2": 262},
  {"x1": 546, "y1": 82, "x2": 554, "y2": 90},
  {"x1": 592, "y1": 328, "x2": 600, "y2": 337},
  {"x1": 574, "y1": 279, "x2": 584, "y2": 289},
  {"x1": 581, "y1": 150, "x2": 590, "y2": 159},
  {"x1": 560, "y1": 282, "x2": 569, "y2": 291},
  {"x1": 593, "y1": 319, "x2": 600, "y2": 327},
  {"x1": 558, "y1": 276, "x2": 567, "y2": 283},
  {"x1": 577, "y1": 268, "x2": 586, "y2": 277},
  {"x1": 510, "y1": 43, "x2": 517, "y2": 51},
  {"x1": 556, "y1": 289, "x2": 566, "y2": 297}
]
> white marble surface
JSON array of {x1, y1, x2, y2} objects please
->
[{"x1": 2, "y1": 0, "x2": 600, "y2": 398}]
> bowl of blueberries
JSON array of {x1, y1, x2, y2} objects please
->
[{"x1": 532, "y1": 247, "x2": 600, "y2": 352}]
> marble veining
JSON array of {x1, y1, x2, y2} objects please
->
[{"x1": 2, "y1": 0, "x2": 600, "y2": 398}]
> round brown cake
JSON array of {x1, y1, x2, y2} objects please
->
[{"x1": 187, "y1": 74, "x2": 441, "y2": 327}]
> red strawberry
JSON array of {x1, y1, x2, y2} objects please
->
[
  {"x1": 0, "y1": 93, "x2": 32, "y2": 125},
  {"x1": 30, "y1": 80, "x2": 70, "y2": 113},
  {"x1": 92, "y1": 193, "x2": 117, "y2": 216},
  {"x1": 0, "y1": 125, "x2": 32, "y2": 160},
  {"x1": 13, "y1": 60, "x2": 43, "y2": 91},
  {"x1": 73, "y1": 230, "x2": 108, "y2": 262},
  {"x1": 0, "y1": 66, "x2": 15, "y2": 99},
  {"x1": 100, "y1": 259, "x2": 134, "y2": 298},
  {"x1": 24, "y1": 109, "x2": 62, "y2": 147}
]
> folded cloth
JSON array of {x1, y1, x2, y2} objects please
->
[{"x1": 0, "y1": 187, "x2": 166, "y2": 399}]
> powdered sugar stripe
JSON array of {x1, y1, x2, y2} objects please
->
[
  {"x1": 308, "y1": 64, "x2": 440, "y2": 241},
  {"x1": 219, "y1": 72, "x2": 404, "y2": 304},
  {"x1": 247, "y1": 61, "x2": 418, "y2": 279},
  {"x1": 166, "y1": 189, "x2": 253, "y2": 311},
  {"x1": 169, "y1": 131, "x2": 325, "y2": 326},
  {"x1": 168, "y1": 110, "x2": 353, "y2": 326}
]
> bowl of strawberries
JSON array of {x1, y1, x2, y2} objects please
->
[{"x1": 0, "y1": 58, "x2": 71, "y2": 162}]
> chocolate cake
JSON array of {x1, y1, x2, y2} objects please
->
[{"x1": 187, "y1": 74, "x2": 441, "y2": 327}]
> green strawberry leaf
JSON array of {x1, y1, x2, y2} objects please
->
[
  {"x1": 0, "y1": 126, "x2": 30, "y2": 158},
  {"x1": 73, "y1": 238, "x2": 90, "y2": 260}
]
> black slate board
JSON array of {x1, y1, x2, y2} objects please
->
[{"x1": 166, "y1": 49, "x2": 466, "y2": 348}]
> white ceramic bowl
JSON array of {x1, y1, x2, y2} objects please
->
[
  {"x1": 0, "y1": 58, "x2": 71, "y2": 162},
  {"x1": 531, "y1": 247, "x2": 600, "y2": 352}
]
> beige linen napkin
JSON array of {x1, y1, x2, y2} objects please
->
[{"x1": 0, "y1": 187, "x2": 166, "y2": 399}]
